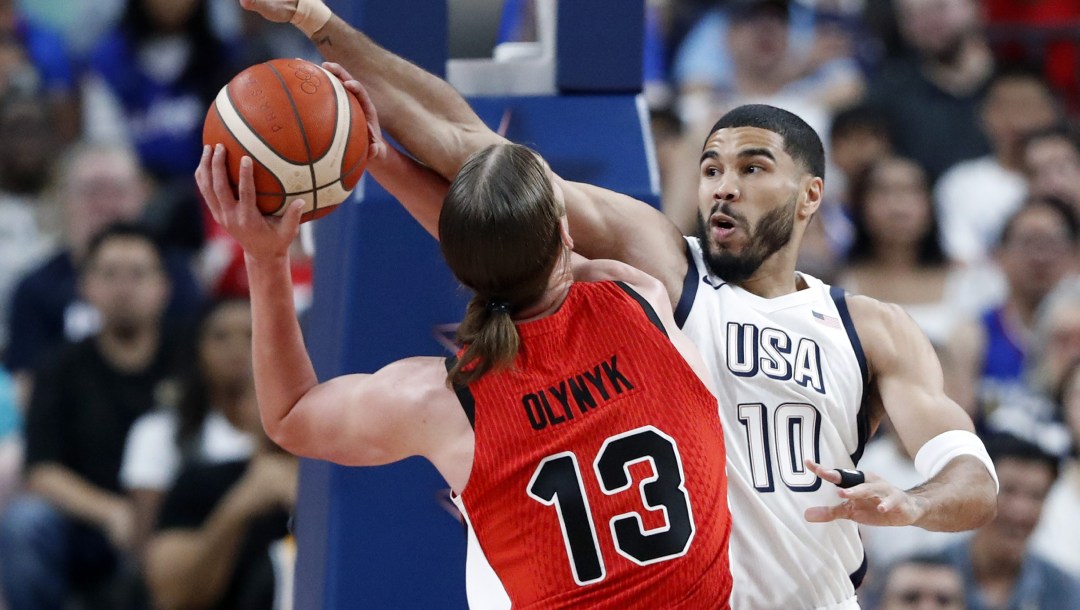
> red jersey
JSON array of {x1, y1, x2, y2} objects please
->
[{"x1": 451, "y1": 281, "x2": 731, "y2": 609}]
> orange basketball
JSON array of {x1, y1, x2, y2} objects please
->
[{"x1": 203, "y1": 58, "x2": 370, "y2": 223}]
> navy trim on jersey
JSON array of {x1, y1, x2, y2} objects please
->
[
  {"x1": 849, "y1": 553, "x2": 868, "y2": 590},
  {"x1": 444, "y1": 356, "x2": 477, "y2": 429},
  {"x1": 830, "y1": 286, "x2": 872, "y2": 465},
  {"x1": 614, "y1": 281, "x2": 669, "y2": 338},
  {"x1": 674, "y1": 240, "x2": 699, "y2": 328}
]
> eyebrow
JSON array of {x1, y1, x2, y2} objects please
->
[
  {"x1": 699, "y1": 147, "x2": 777, "y2": 165},
  {"x1": 738, "y1": 148, "x2": 776, "y2": 162}
]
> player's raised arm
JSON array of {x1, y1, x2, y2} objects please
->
[
  {"x1": 194, "y1": 145, "x2": 471, "y2": 488},
  {"x1": 240, "y1": 0, "x2": 503, "y2": 180},
  {"x1": 805, "y1": 296, "x2": 998, "y2": 531},
  {"x1": 241, "y1": 1, "x2": 690, "y2": 305}
]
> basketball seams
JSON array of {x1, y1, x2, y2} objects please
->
[
  {"x1": 222, "y1": 82, "x2": 306, "y2": 167},
  {"x1": 265, "y1": 62, "x2": 321, "y2": 217},
  {"x1": 205, "y1": 59, "x2": 365, "y2": 220},
  {"x1": 213, "y1": 87, "x2": 307, "y2": 179},
  {"x1": 310, "y1": 69, "x2": 354, "y2": 193},
  {"x1": 306, "y1": 65, "x2": 345, "y2": 166},
  {"x1": 337, "y1": 99, "x2": 368, "y2": 184},
  {"x1": 210, "y1": 95, "x2": 289, "y2": 214},
  {"x1": 335, "y1": 73, "x2": 370, "y2": 192}
]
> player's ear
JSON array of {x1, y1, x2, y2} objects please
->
[
  {"x1": 799, "y1": 176, "x2": 823, "y2": 219},
  {"x1": 559, "y1": 215, "x2": 574, "y2": 250}
]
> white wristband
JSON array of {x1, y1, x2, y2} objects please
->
[
  {"x1": 914, "y1": 430, "x2": 999, "y2": 492},
  {"x1": 291, "y1": 0, "x2": 333, "y2": 37}
]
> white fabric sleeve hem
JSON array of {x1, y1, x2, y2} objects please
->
[{"x1": 914, "y1": 429, "x2": 999, "y2": 492}]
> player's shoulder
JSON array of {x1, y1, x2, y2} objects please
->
[
  {"x1": 572, "y1": 257, "x2": 667, "y2": 304},
  {"x1": 371, "y1": 356, "x2": 458, "y2": 406},
  {"x1": 842, "y1": 293, "x2": 923, "y2": 364}
]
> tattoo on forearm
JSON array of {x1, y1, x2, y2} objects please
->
[{"x1": 315, "y1": 35, "x2": 332, "y2": 48}]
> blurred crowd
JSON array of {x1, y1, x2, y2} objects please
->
[
  {"x1": 0, "y1": 0, "x2": 1075, "y2": 608},
  {"x1": 647, "y1": 1, "x2": 1080, "y2": 608}
]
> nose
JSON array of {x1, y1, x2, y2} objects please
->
[{"x1": 714, "y1": 174, "x2": 740, "y2": 202}]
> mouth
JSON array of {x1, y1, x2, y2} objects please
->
[{"x1": 710, "y1": 214, "x2": 739, "y2": 242}]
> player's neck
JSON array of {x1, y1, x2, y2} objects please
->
[
  {"x1": 734, "y1": 250, "x2": 803, "y2": 299},
  {"x1": 512, "y1": 262, "x2": 574, "y2": 323}
]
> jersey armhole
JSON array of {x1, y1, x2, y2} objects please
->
[
  {"x1": 614, "y1": 281, "x2": 669, "y2": 338},
  {"x1": 673, "y1": 239, "x2": 699, "y2": 328},
  {"x1": 830, "y1": 286, "x2": 872, "y2": 465},
  {"x1": 444, "y1": 356, "x2": 477, "y2": 430}
]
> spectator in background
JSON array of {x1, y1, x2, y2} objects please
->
[
  {"x1": 1022, "y1": 124, "x2": 1080, "y2": 216},
  {"x1": 937, "y1": 433, "x2": 1080, "y2": 610},
  {"x1": 0, "y1": 366, "x2": 19, "y2": 510},
  {"x1": 1027, "y1": 278, "x2": 1080, "y2": 406},
  {"x1": 867, "y1": 0, "x2": 994, "y2": 180},
  {"x1": 0, "y1": 0, "x2": 78, "y2": 141},
  {"x1": 875, "y1": 554, "x2": 967, "y2": 610},
  {"x1": 982, "y1": 0, "x2": 1080, "y2": 113},
  {"x1": 825, "y1": 103, "x2": 893, "y2": 209},
  {"x1": 798, "y1": 104, "x2": 892, "y2": 282},
  {"x1": 144, "y1": 423, "x2": 295, "y2": 610},
  {"x1": 0, "y1": 92, "x2": 63, "y2": 352},
  {"x1": 84, "y1": 0, "x2": 244, "y2": 252},
  {"x1": 0, "y1": 224, "x2": 181, "y2": 610},
  {"x1": 675, "y1": 0, "x2": 864, "y2": 142},
  {"x1": 838, "y1": 156, "x2": 978, "y2": 347},
  {"x1": 1030, "y1": 358, "x2": 1080, "y2": 580},
  {"x1": 944, "y1": 198, "x2": 1078, "y2": 420},
  {"x1": 4, "y1": 143, "x2": 202, "y2": 397},
  {"x1": 120, "y1": 298, "x2": 256, "y2": 556},
  {"x1": 936, "y1": 65, "x2": 1060, "y2": 264}
]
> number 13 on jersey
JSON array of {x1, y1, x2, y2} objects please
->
[{"x1": 526, "y1": 426, "x2": 696, "y2": 585}]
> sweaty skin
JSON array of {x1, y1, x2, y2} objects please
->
[{"x1": 236, "y1": 0, "x2": 997, "y2": 535}]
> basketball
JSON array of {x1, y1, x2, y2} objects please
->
[{"x1": 203, "y1": 58, "x2": 370, "y2": 223}]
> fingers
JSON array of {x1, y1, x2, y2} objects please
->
[
  {"x1": 322, "y1": 61, "x2": 355, "y2": 83},
  {"x1": 318, "y1": 59, "x2": 385, "y2": 160},
  {"x1": 804, "y1": 460, "x2": 842, "y2": 485},
  {"x1": 195, "y1": 145, "x2": 221, "y2": 223},
  {"x1": 836, "y1": 481, "x2": 891, "y2": 506},
  {"x1": 280, "y1": 199, "x2": 306, "y2": 236},
  {"x1": 804, "y1": 502, "x2": 850, "y2": 523},
  {"x1": 211, "y1": 144, "x2": 238, "y2": 213},
  {"x1": 340, "y1": 78, "x2": 385, "y2": 160},
  {"x1": 237, "y1": 156, "x2": 258, "y2": 216}
]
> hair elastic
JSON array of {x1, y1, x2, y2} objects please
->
[{"x1": 486, "y1": 300, "x2": 512, "y2": 315}]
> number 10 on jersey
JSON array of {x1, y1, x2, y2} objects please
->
[{"x1": 526, "y1": 426, "x2": 696, "y2": 585}]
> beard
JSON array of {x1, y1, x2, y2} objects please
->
[{"x1": 696, "y1": 194, "x2": 796, "y2": 284}]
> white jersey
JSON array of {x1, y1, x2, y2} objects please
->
[
  {"x1": 460, "y1": 237, "x2": 870, "y2": 610},
  {"x1": 679, "y1": 237, "x2": 868, "y2": 610}
]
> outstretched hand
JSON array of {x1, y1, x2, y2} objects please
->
[
  {"x1": 194, "y1": 144, "x2": 304, "y2": 262},
  {"x1": 238, "y1": 0, "x2": 298, "y2": 23},
  {"x1": 803, "y1": 460, "x2": 927, "y2": 527},
  {"x1": 320, "y1": 61, "x2": 387, "y2": 160}
]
